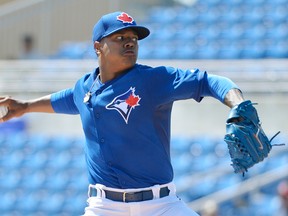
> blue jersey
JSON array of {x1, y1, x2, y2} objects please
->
[{"x1": 51, "y1": 64, "x2": 238, "y2": 189}]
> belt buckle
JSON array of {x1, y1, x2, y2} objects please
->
[
  {"x1": 123, "y1": 191, "x2": 135, "y2": 202},
  {"x1": 122, "y1": 192, "x2": 126, "y2": 202}
]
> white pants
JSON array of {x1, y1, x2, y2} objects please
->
[{"x1": 83, "y1": 182, "x2": 199, "y2": 216}]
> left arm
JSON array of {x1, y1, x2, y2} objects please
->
[
  {"x1": 204, "y1": 73, "x2": 244, "y2": 107},
  {"x1": 224, "y1": 88, "x2": 245, "y2": 108}
]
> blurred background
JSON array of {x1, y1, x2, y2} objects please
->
[{"x1": 0, "y1": 0, "x2": 288, "y2": 215}]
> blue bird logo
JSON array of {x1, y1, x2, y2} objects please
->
[{"x1": 106, "y1": 87, "x2": 141, "y2": 124}]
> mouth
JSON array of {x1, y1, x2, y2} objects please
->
[{"x1": 123, "y1": 49, "x2": 136, "y2": 56}]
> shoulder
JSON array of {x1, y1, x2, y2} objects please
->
[
  {"x1": 80, "y1": 71, "x2": 94, "y2": 82},
  {"x1": 134, "y1": 64, "x2": 205, "y2": 81},
  {"x1": 76, "y1": 70, "x2": 95, "y2": 85},
  {"x1": 136, "y1": 63, "x2": 200, "y2": 73},
  {"x1": 135, "y1": 63, "x2": 175, "y2": 74}
]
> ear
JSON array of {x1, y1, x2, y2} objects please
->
[{"x1": 94, "y1": 41, "x2": 101, "y2": 54}]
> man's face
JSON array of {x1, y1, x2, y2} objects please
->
[{"x1": 96, "y1": 29, "x2": 139, "y2": 72}]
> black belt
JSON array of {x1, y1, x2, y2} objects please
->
[{"x1": 90, "y1": 186, "x2": 170, "y2": 203}]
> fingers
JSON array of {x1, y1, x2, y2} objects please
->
[
  {"x1": 0, "y1": 96, "x2": 25, "y2": 123},
  {"x1": 1, "y1": 110, "x2": 15, "y2": 123},
  {"x1": 227, "y1": 116, "x2": 244, "y2": 123},
  {"x1": 0, "y1": 96, "x2": 10, "y2": 122},
  {"x1": 0, "y1": 96, "x2": 11, "y2": 106}
]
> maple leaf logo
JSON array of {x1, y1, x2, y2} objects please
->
[
  {"x1": 126, "y1": 94, "x2": 140, "y2": 107},
  {"x1": 117, "y1": 12, "x2": 134, "y2": 24}
]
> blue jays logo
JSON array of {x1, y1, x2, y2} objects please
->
[{"x1": 106, "y1": 87, "x2": 141, "y2": 124}]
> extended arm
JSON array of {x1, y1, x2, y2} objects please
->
[
  {"x1": 224, "y1": 88, "x2": 245, "y2": 108},
  {"x1": 203, "y1": 73, "x2": 244, "y2": 107},
  {"x1": 0, "y1": 94, "x2": 54, "y2": 122}
]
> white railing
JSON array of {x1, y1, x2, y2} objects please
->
[
  {"x1": 188, "y1": 163, "x2": 288, "y2": 212},
  {"x1": 1, "y1": 59, "x2": 288, "y2": 95}
]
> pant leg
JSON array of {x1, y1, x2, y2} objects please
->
[
  {"x1": 83, "y1": 182, "x2": 199, "y2": 216},
  {"x1": 158, "y1": 196, "x2": 199, "y2": 216},
  {"x1": 133, "y1": 195, "x2": 199, "y2": 216},
  {"x1": 83, "y1": 197, "x2": 130, "y2": 216},
  {"x1": 83, "y1": 195, "x2": 199, "y2": 216}
]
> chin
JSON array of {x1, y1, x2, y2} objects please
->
[{"x1": 123, "y1": 57, "x2": 137, "y2": 67}]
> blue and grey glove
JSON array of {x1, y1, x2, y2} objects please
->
[{"x1": 224, "y1": 100, "x2": 281, "y2": 174}]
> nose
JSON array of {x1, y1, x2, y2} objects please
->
[{"x1": 124, "y1": 38, "x2": 137, "y2": 48}]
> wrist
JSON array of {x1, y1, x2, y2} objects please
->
[{"x1": 224, "y1": 88, "x2": 244, "y2": 108}]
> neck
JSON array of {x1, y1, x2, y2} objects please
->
[{"x1": 98, "y1": 65, "x2": 134, "y2": 83}]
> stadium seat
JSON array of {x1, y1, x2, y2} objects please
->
[
  {"x1": 45, "y1": 171, "x2": 68, "y2": 191},
  {"x1": 217, "y1": 46, "x2": 242, "y2": 59},
  {"x1": 38, "y1": 193, "x2": 65, "y2": 214},
  {"x1": 150, "y1": 43, "x2": 173, "y2": 59},
  {"x1": 0, "y1": 133, "x2": 287, "y2": 215},
  {"x1": 49, "y1": 136, "x2": 74, "y2": 151},
  {"x1": 0, "y1": 171, "x2": 21, "y2": 191},
  {"x1": 20, "y1": 172, "x2": 46, "y2": 191},
  {"x1": 46, "y1": 0, "x2": 288, "y2": 60},
  {"x1": 1, "y1": 150, "x2": 25, "y2": 170},
  {"x1": 171, "y1": 153, "x2": 194, "y2": 176},
  {"x1": 0, "y1": 191, "x2": 18, "y2": 212},
  {"x1": 62, "y1": 194, "x2": 87, "y2": 215},
  {"x1": 0, "y1": 118, "x2": 27, "y2": 134},
  {"x1": 17, "y1": 192, "x2": 41, "y2": 213},
  {"x1": 148, "y1": 6, "x2": 178, "y2": 24},
  {"x1": 174, "y1": 46, "x2": 197, "y2": 59}
]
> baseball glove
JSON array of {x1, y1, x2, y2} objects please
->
[{"x1": 224, "y1": 100, "x2": 281, "y2": 174}]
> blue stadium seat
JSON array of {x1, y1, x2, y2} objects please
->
[
  {"x1": 239, "y1": 47, "x2": 265, "y2": 59},
  {"x1": 45, "y1": 172, "x2": 68, "y2": 191},
  {"x1": 148, "y1": 7, "x2": 178, "y2": 24},
  {"x1": 1, "y1": 150, "x2": 25, "y2": 169},
  {"x1": 46, "y1": 151, "x2": 72, "y2": 170},
  {"x1": 248, "y1": 194, "x2": 277, "y2": 216},
  {"x1": 67, "y1": 172, "x2": 88, "y2": 192},
  {"x1": 215, "y1": 174, "x2": 241, "y2": 191},
  {"x1": 25, "y1": 134, "x2": 51, "y2": 151},
  {"x1": 174, "y1": 46, "x2": 197, "y2": 59},
  {"x1": 193, "y1": 47, "x2": 219, "y2": 59},
  {"x1": 196, "y1": 12, "x2": 217, "y2": 25},
  {"x1": 0, "y1": 118, "x2": 27, "y2": 134},
  {"x1": 265, "y1": 44, "x2": 288, "y2": 58},
  {"x1": 53, "y1": 42, "x2": 89, "y2": 59},
  {"x1": 190, "y1": 154, "x2": 218, "y2": 171},
  {"x1": 0, "y1": 171, "x2": 21, "y2": 191},
  {"x1": 38, "y1": 193, "x2": 65, "y2": 214},
  {"x1": 187, "y1": 178, "x2": 216, "y2": 199},
  {"x1": 174, "y1": 26, "x2": 198, "y2": 41},
  {"x1": 49, "y1": 136, "x2": 75, "y2": 152},
  {"x1": 47, "y1": 0, "x2": 288, "y2": 59},
  {"x1": 217, "y1": 46, "x2": 242, "y2": 59},
  {"x1": 4, "y1": 132, "x2": 28, "y2": 149},
  {"x1": 20, "y1": 172, "x2": 46, "y2": 191},
  {"x1": 174, "y1": 8, "x2": 199, "y2": 24},
  {"x1": 22, "y1": 151, "x2": 48, "y2": 170},
  {"x1": 150, "y1": 44, "x2": 173, "y2": 59},
  {"x1": 62, "y1": 194, "x2": 86, "y2": 215},
  {"x1": 17, "y1": 192, "x2": 41, "y2": 213},
  {"x1": 171, "y1": 153, "x2": 194, "y2": 176},
  {"x1": 0, "y1": 191, "x2": 18, "y2": 212}
]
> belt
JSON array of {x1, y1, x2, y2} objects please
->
[{"x1": 89, "y1": 186, "x2": 170, "y2": 203}]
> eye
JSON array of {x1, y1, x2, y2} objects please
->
[
  {"x1": 116, "y1": 36, "x2": 124, "y2": 41},
  {"x1": 115, "y1": 35, "x2": 138, "y2": 42},
  {"x1": 132, "y1": 37, "x2": 138, "y2": 42}
]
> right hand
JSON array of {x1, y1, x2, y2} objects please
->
[{"x1": 0, "y1": 96, "x2": 28, "y2": 122}]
